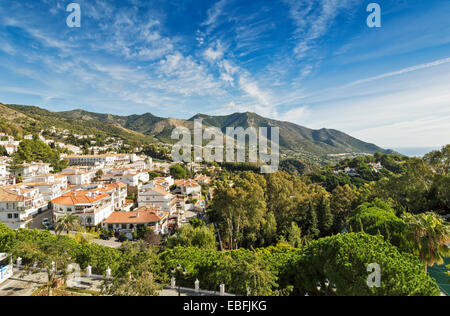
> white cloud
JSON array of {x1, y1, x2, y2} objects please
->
[
  {"x1": 201, "y1": 0, "x2": 228, "y2": 28},
  {"x1": 284, "y1": 0, "x2": 357, "y2": 58},
  {"x1": 156, "y1": 52, "x2": 226, "y2": 96},
  {"x1": 297, "y1": 63, "x2": 450, "y2": 148},
  {"x1": 204, "y1": 46, "x2": 224, "y2": 61},
  {"x1": 238, "y1": 76, "x2": 272, "y2": 106},
  {"x1": 342, "y1": 57, "x2": 450, "y2": 88},
  {"x1": 276, "y1": 106, "x2": 308, "y2": 124}
]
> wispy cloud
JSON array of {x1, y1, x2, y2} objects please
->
[
  {"x1": 201, "y1": 0, "x2": 229, "y2": 29},
  {"x1": 342, "y1": 57, "x2": 450, "y2": 88},
  {"x1": 284, "y1": 0, "x2": 357, "y2": 58}
]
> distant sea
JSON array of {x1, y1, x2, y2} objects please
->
[{"x1": 392, "y1": 147, "x2": 441, "y2": 157}]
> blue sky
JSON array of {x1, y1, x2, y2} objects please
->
[{"x1": 0, "y1": 0, "x2": 449, "y2": 148}]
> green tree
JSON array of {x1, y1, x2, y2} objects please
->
[
  {"x1": 189, "y1": 217, "x2": 206, "y2": 228},
  {"x1": 285, "y1": 222, "x2": 305, "y2": 248},
  {"x1": 303, "y1": 202, "x2": 319, "y2": 239},
  {"x1": 284, "y1": 233, "x2": 440, "y2": 296},
  {"x1": 148, "y1": 171, "x2": 162, "y2": 181},
  {"x1": 11, "y1": 238, "x2": 74, "y2": 296},
  {"x1": 102, "y1": 241, "x2": 162, "y2": 296},
  {"x1": 402, "y1": 212, "x2": 450, "y2": 273},
  {"x1": 381, "y1": 158, "x2": 433, "y2": 212},
  {"x1": 211, "y1": 172, "x2": 266, "y2": 249},
  {"x1": 167, "y1": 224, "x2": 217, "y2": 250},
  {"x1": 349, "y1": 199, "x2": 411, "y2": 251},
  {"x1": 424, "y1": 145, "x2": 450, "y2": 175},
  {"x1": 55, "y1": 213, "x2": 81, "y2": 235},
  {"x1": 261, "y1": 212, "x2": 277, "y2": 247},
  {"x1": 170, "y1": 164, "x2": 187, "y2": 179},
  {"x1": 160, "y1": 247, "x2": 278, "y2": 296},
  {"x1": 331, "y1": 184, "x2": 358, "y2": 233},
  {"x1": 94, "y1": 169, "x2": 104, "y2": 181},
  {"x1": 316, "y1": 195, "x2": 333, "y2": 237},
  {"x1": 0, "y1": 145, "x2": 8, "y2": 156}
]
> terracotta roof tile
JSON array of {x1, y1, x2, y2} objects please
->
[
  {"x1": 103, "y1": 208, "x2": 168, "y2": 224},
  {"x1": 52, "y1": 190, "x2": 109, "y2": 205}
]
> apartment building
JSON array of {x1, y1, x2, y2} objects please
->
[
  {"x1": 51, "y1": 189, "x2": 114, "y2": 228},
  {"x1": 102, "y1": 169, "x2": 149, "y2": 187},
  {"x1": 13, "y1": 163, "x2": 52, "y2": 178},
  {"x1": 0, "y1": 185, "x2": 47, "y2": 229},
  {"x1": 60, "y1": 169, "x2": 94, "y2": 185},
  {"x1": 0, "y1": 159, "x2": 11, "y2": 186},
  {"x1": 24, "y1": 173, "x2": 68, "y2": 190},
  {"x1": 83, "y1": 182, "x2": 128, "y2": 210},
  {"x1": 138, "y1": 182, "x2": 176, "y2": 214},
  {"x1": 67, "y1": 154, "x2": 140, "y2": 167}
]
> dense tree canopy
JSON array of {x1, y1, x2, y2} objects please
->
[
  {"x1": 349, "y1": 199, "x2": 412, "y2": 251},
  {"x1": 282, "y1": 233, "x2": 440, "y2": 296},
  {"x1": 167, "y1": 224, "x2": 217, "y2": 250},
  {"x1": 13, "y1": 138, "x2": 68, "y2": 172},
  {"x1": 169, "y1": 164, "x2": 187, "y2": 179}
]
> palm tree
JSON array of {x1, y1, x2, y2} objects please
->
[
  {"x1": 55, "y1": 212, "x2": 81, "y2": 235},
  {"x1": 402, "y1": 212, "x2": 450, "y2": 273}
]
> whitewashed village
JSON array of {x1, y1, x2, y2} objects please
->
[{"x1": 0, "y1": 127, "x2": 218, "y2": 296}]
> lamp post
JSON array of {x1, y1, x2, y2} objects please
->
[
  {"x1": 315, "y1": 279, "x2": 337, "y2": 296},
  {"x1": 171, "y1": 264, "x2": 188, "y2": 297}
]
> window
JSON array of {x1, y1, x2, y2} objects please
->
[
  {"x1": 7, "y1": 214, "x2": 12, "y2": 219},
  {"x1": 14, "y1": 214, "x2": 18, "y2": 219}
]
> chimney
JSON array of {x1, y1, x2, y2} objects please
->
[{"x1": 136, "y1": 212, "x2": 140, "y2": 219}]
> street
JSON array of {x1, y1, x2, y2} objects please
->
[{"x1": 29, "y1": 209, "x2": 53, "y2": 230}]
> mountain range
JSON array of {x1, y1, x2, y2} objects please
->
[{"x1": 0, "y1": 103, "x2": 393, "y2": 162}]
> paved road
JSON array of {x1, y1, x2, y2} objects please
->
[
  {"x1": 0, "y1": 269, "x2": 47, "y2": 296},
  {"x1": 29, "y1": 209, "x2": 53, "y2": 230},
  {"x1": 92, "y1": 238, "x2": 122, "y2": 249}
]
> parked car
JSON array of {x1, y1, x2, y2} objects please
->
[
  {"x1": 42, "y1": 218, "x2": 50, "y2": 226},
  {"x1": 43, "y1": 222, "x2": 54, "y2": 230}
]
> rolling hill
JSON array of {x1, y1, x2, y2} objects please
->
[{"x1": 1, "y1": 103, "x2": 393, "y2": 163}]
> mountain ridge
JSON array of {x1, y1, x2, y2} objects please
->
[{"x1": 1, "y1": 103, "x2": 394, "y2": 162}]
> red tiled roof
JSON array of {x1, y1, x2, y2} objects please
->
[
  {"x1": 103, "y1": 208, "x2": 168, "y2": 224},
  {"x1": 175, "y1": 179, "x2": 199, "y2": 187},
  {"x1": 0, "y1": 187, "x2": 25, "y2": 202},
  {"x1": 52, "y1": 190, "x2": 109, "y2": 205}
]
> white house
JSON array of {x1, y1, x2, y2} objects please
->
[
  {"x1": 0, "y1": 185, "x2": 47, "y2": 229},
  {"x1": 194, "y1": 174, "x2": 211, "y2": 185},
  {"x1": 51, "y1": 189, "x2": 114, "y2": 228},
  {"x1": 20, "y1": 182, "x2": 64, "y2": 202},
  {"x1": 174, "y1": 179, "x2": 201, "y2": 197},
  {"x1": 13, "y1": 163, "x2": 52, "y2": 178},
  {"x1": 138, "y1": 183, "x2": 176, "y2": 214},
  {"x1": 0, "y1": 160, "x2": 11, "y2": 186},
  {"x1": 102, "y1": 169, "x2": 149, "y2": 187},
  {"x1": 102, "y1": 206, "x2": 169, "y2": 234},
  {"x1": 60, "y1": 169, "x2": 94, "y2": 185}
]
